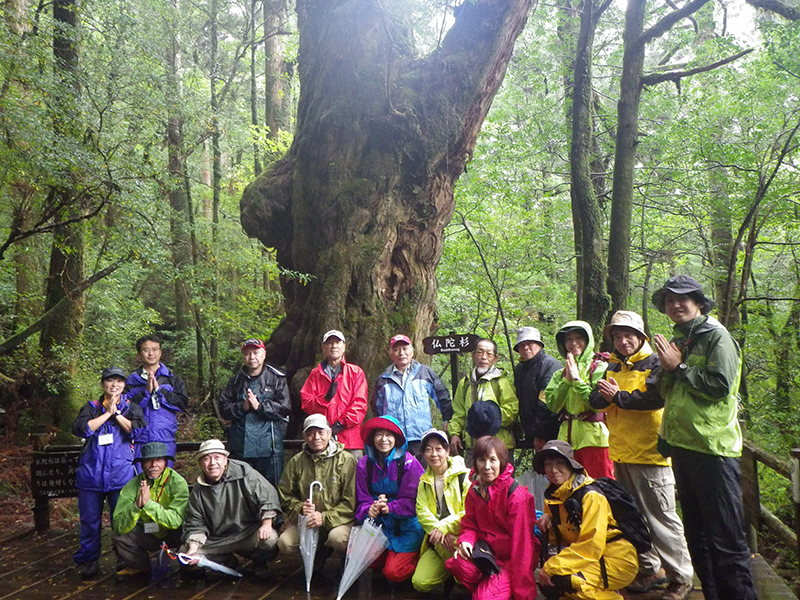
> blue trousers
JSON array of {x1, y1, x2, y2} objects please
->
[
  {"x1": 231, "y1": 453, "x2": 283, "y2": 489},
  {"x1": 74, "y1": 488, "x2": 121, "y2": 565},
  {"x1": 671, "y1": 446, "x2": 757, "y2": 600}
]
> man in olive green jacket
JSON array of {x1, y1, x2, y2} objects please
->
[
  {"x1": 652, "y1": 275, "x2": 756, "y2": 600},
  {"x1": 449, "y1": 338, "x2": 518, "y2": 461},
  {"x1": 112, "y1": 442, "x2": 189, "y2": 580},
  {"x1": 277, "y1": 414, "x2": 357, "y2": 571}
]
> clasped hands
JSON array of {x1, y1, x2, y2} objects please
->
[
  {"x1": 245, "y1": 389, "x2": 260, "y2": 411},
  {"x1": 367, "y1": 494, "x2": 389, "y2": 519}
]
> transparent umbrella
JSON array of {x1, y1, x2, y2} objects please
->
[
  {"x1": 336, "y1": 518, "x2": 390, "y2": 600},
  {"x1": 299, "y1": 480, "x2": 323, "y2": 592}
]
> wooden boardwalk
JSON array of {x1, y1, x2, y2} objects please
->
[{"x1": 0, "y1": 528, "x2": 793, "y2": 599}]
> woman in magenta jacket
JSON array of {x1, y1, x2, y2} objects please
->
[{"x1": 446, "y1": 435, "x2": 540, "y2": 600}]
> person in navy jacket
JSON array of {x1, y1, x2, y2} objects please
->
[
  {"x1": 73, "y1": 367, "x2": 146, "y2": 578},
  {"x1": 125, "y1": 335, "x2": 188, "y2": 466}
]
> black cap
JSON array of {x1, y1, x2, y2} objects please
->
[{"x1": 101, "y1": 366, "x2": 127, "y2": 381}]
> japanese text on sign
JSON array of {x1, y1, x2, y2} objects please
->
[{"x1": 423, "y1": 334, "x2": 480, "y2": 355}]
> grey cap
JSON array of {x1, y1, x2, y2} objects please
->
[
  {"x1": 303, "y1": 413, "x2": 331, "y2": 432},
  {"x1": 514, "y1": 327, "x2": 544, "y2": 351},
  {"x1": 420, "y1": 428, "x2": 449, "y2": 449},
  {"x1": 603, "y1": 310, "x2": 648, "y2": 341},
  {"x1": 101, "y1": 366, "x2": 127, "y2": 381}
]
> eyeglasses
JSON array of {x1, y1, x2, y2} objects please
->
[{"x1": 473, "y1": 350, "x2": 495, "y2": 357}]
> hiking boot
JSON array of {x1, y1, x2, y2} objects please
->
[
  {"x1": 661, "y1": 581, "x2": 693, "y2": 600},
  {"x1": 444, "y1": 576, "x2": 455, "y2": 596},
  {"x1": 252, "y1": 561, "x2": 271, "y2": 581},
  {"x1": 115, "y1": 566, "x2": 151, "y2": 581},
  {"x1": 313, "y1": 545, "x2": 334, "y2": 576},
  {"x1": 627, "y1": 571, "x2": 668, "y2": 593},
  {"x1": 80, "y1": 560, "x2": 99, "y2": 578}
]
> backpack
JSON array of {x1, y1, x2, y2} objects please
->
[{"x1": 551, "y1": 477, "x2": 652, "y2": 554}]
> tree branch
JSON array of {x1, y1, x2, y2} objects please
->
[
  {"x1": 0, "y1": 258, "x2": 126, "y2": 356},
  {"x1": 745, "y1": 0, "x2": 800, "y2": 20},
  {"x1": 0, "y1": 199, "x2": 109, "y2": 261},
  {"x1": 641, "y1": 49, "x2": 753, "y2": 86},
  {"x1": 459, "y1": 213, "x2": 514, "y2": 360},
  {"x1": 636, "y1": 0, "x2": 712, "y2": 48}
]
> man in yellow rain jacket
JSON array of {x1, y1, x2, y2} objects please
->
[{"x1": 589, "y1": 311, "x2": 693, "y2": 600}]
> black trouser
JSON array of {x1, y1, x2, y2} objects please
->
[{"x1": 671, "y1": 446, "x2": 757, "y2": 600}]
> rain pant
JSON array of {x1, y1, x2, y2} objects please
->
[
  {"x1": 446, "y1": 463, "x2": 539, "y2": 600},
  {"x1": 412, "y1": 455, "x2": 471, "y2": 592}
]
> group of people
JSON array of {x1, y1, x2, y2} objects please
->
[{"x1": 70, "y1": 274, "x2": 757, "y2": 600}]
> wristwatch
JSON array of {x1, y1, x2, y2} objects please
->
[{"x1": 676, "y1": 363, "x2": 688, "y2": 376}]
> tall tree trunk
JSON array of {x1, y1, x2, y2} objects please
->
[
  {"x1": 251, "y1": 0, "x2": 262, "y2": 175},
  {"x1": 241, "y1": 0, "x2": 533, "y2": 379},
  {"x1": 709, "y1": 164, "x2": 737, "y2": 323},
  {"x1": 264, "y1": 0, "x2": 292, "y2": 140},
  {"x1": 607, "y1": 0, "x2": 646, "y2": 317},
  {"x1": 209, "y1": 0, "x2": 221, "y2": 397},
  {"x1": 568, "y1": 0, "x2": 609, "y2": 330},
  {"x1": 40, "y1": 0, "x2": 85, "y2": 432},
  {"x1": 11, "y1": 190, "x2": 41, "y2": 329},
  {"x1": 166, "y1": 1, "x2": 192, "y2": 337}
]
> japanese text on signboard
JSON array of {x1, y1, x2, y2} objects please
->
[{"x1": 422, "y1": 334, "x2": 480, "y2": 355}]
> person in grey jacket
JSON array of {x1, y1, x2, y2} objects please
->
[
  {"x1": 218, "y1": 338, "x2": 291, "y2": 487},
  {"x1": 182, "y1": 439, "x2": 280, "y2": 580}
]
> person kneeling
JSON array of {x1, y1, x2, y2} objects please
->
[
  {"x1": 112, "y1": 442, "x2": 189, "y2": 580},
  {"x1": 411, "y1": 429, "x2": 470, "y2": 593},
  {"x1": 181, "y1": 440, "x2": 281, "y2": 580},
  {"x1": 535, "y1": 440, "x2": 637, "y2": 600},
  {"x1": 356, "y1": 416, "x2": 425, "y2": 582},
  {"x1": 277, "y1": 415, "x2": 357, "y2": 573},
  {"x1": 445, "y1": 435, "x2": 539, "y2": 600}
]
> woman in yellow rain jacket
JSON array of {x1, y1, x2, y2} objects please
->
[
  {"x1": 534, "y1": 440, "x2": 637, "y2": 600},
  {"x1": 411, "y1": 429, "x2": 471, "y2": 592}
]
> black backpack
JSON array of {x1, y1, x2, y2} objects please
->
[{"x1": 553, "y1": 477, "x2": 652, "y2": 554}]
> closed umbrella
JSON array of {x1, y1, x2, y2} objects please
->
[
  {"x1": 299, "y1": 480, "x2": 324, "y2": 592},
  {"x1": 336, "y1": 518, "x2": 390, "y2": 600}
]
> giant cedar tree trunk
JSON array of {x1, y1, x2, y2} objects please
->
[{"x1": 241, "y1": 0, "x2": 533, "y2": 378}]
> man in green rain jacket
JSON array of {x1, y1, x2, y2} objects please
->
[{"x1": 112, "y1": 442, "x2": 189, "y2": 580}]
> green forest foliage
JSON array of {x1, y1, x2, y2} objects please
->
[{"x1": 0, "y1": 0, "x2": 797, "y2": 473}]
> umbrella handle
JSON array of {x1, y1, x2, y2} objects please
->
[{"x1": 309, "y1": 480, "x2": 323, "y2": 502}]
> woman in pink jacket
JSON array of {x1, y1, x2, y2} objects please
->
[{"x1": 446, "y1": 435, "x2": 540, "y2": 599}]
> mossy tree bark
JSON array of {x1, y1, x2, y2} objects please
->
[
  {"x1": 241, "y1": 0, "x2": 533, "y2": 378},
  {"x1": 40, "y1": 0, "x2": 85, "y2": 432},
  {"x1": 564, "y1": 0, "x2": 610, "y2": 331}
]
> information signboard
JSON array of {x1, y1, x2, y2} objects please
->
[
  {"x1": 31, "y1": 451, "x2": 80, "y2": 498},
  {"x1": 422, "y1": 333, "x2": 480, "y2": 355}
]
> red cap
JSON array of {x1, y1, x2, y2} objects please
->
[
  {"x1": 241, "y1": 338, "x2": 265, "y2": 351},
  {"x1": 389, "y1": 334, "x2": 412, "y2": 347}
]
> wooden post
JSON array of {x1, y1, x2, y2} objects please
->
[
  {"x1": 740, "y1": 442, "x2": 760, "y2": 553},
  {"x1": 449, "y1": 331, "x2": 459, "y2": 398},
  {"x1": 33, "y1": 496, "x2": 50, "y2": 533},
  {"x1": 790, "y1": 448, "x2": 800, "y2": 573}
]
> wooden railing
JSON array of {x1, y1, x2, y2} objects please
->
[{"x1": 740, "y1": 439, "x2": 800, "y2": 574}]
